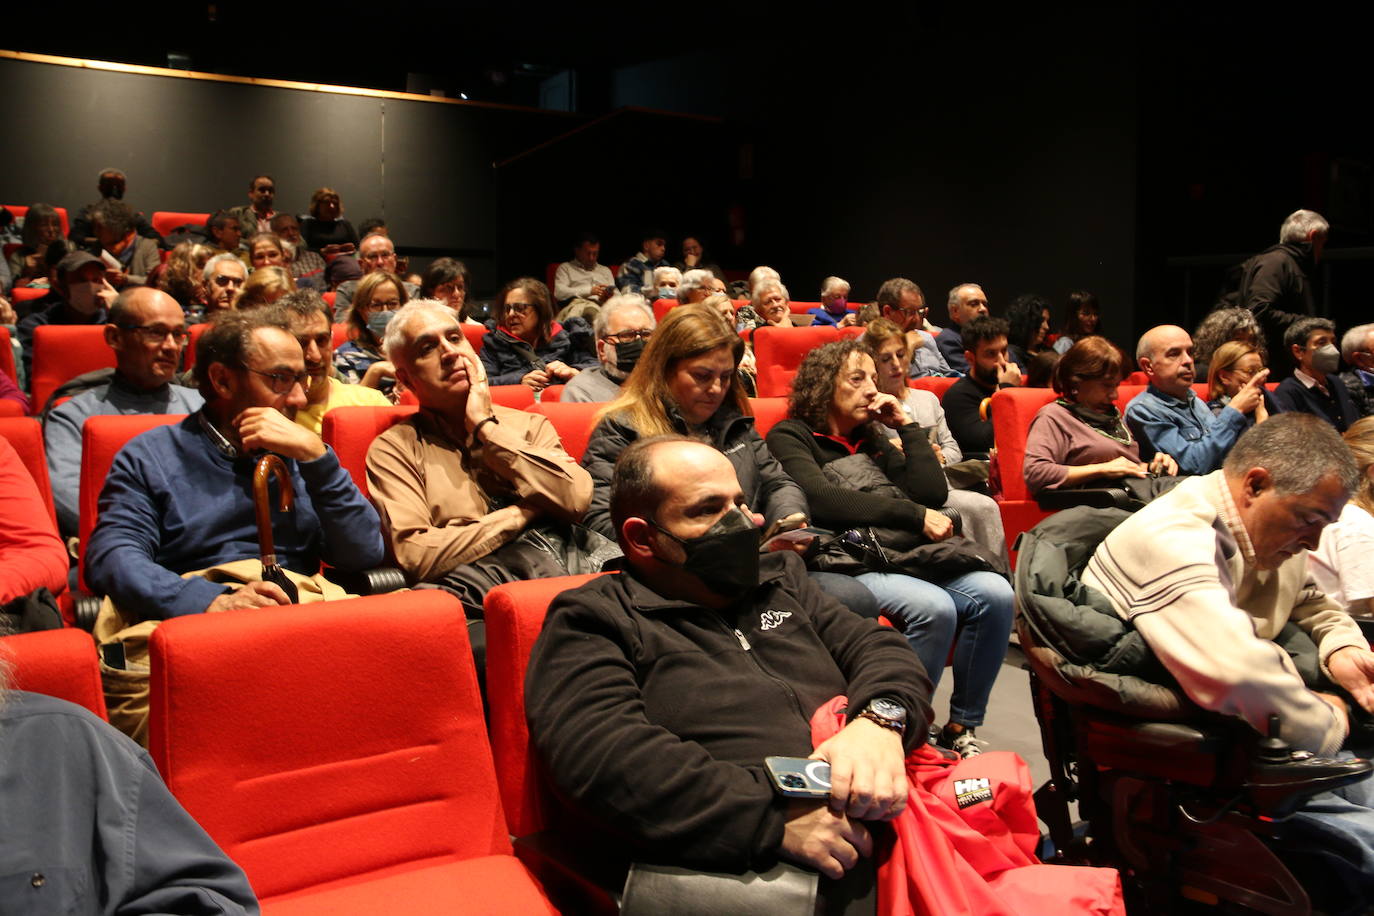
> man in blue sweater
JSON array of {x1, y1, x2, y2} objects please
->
[{"x1": 85, "y1": 309, "x2": 385, "y2": 620}]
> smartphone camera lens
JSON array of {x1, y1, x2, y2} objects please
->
[{"x1": 780, "y1": 774, "x2": 805, "y2": 789}]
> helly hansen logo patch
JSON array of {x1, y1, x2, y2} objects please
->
[
  {"x1": 953, "y1": 777, "x2": 993, "y2": 809},
  {"x1": 760, "y1": 610, "x2": 792, "y2": 630}
]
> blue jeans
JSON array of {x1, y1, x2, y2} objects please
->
[
  {"x1": 809, "y1": 571, "x2": 880, "y2": 620},
  {"x1": 1286, "y1": 749, "x2": 1374, "y2": 900},
  {"x1": 856, "y1": 570, "x2": 1013, "y2": 727}
]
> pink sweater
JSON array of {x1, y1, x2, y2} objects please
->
[{"x1": 1023, "y1": 400, "x2": 1141, "y2": 496}]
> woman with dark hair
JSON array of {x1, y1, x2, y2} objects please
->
[
  {"x1": 1053, "y1": 290, "x2": 1101, "y2": 355},
  {"x1": 480, "y1": 277, "x2": 596, "y2": 389},
  {"x1": 765, "y1": 339, "x2": 1014, "y2": 757},
  {"x1": 420, "y1": 257, "x2": 478, "y2": 324},
  {"x1": 299, "y1": 187, "x2": 359, "y2": 254},
  {"x1": 7, "y1": 203, "x2": 63, "y2": 288},
  {"x1": 1192, "y1": 307, "x2": 1265, "y2": 378},
  {"x1": 334, "y1": 270, "x2": 408, "y2": 398},
  {"x1": 581, "y1": 304, "x2": 879, "y2": 617},
  {"x1": 1004, "y1": 293, "x2": 1051, "y2": 372},
  {"x1": 1023, "y1": 335, "x2": 1178, "y2": 498}
]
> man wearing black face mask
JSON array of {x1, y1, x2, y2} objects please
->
[
  {"x1": 562, "y1": 294, "x2": 657, "y2": 403},
  {"x1": 527, "y1": 436, "x2": 933, "y2": 885}
]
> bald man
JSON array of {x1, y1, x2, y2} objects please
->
[
  {"x1": 44, "y1": 287, "x2": 204, "y2": 536},
  {"x1": 1123, "y1": 324, "x2": 1270, "y2": 476}
]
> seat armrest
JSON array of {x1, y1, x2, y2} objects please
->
[
  {"x1": 513, "y1": 830, "x2": 625, "y2": 916},
  {"x1": 74, "y1": 593, "x2": 101, "y2": 632},
  {"x1": 621, "y1": 861, "x2": 822, "y2": 916},
  {"x1": 1036, "y1": 487, "x2": 1134, "y2": 511},
  {"x1": 327, "y1": 566, "x2": 408, "y2": 596}
]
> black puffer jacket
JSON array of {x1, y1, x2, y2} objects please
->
[{"x1": 478, "y1": 320, "x2": 598, "y2": 387}]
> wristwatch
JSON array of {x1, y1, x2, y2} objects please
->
[{"x1": 857, "y1": 697, "x2": 906, "y2": 736}]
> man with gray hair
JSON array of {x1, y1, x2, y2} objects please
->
[
  {"x1": 876, "y1": 277, "x2": 955, "y2": 377},
  {"x1": 1274, "y1": 316, "x2": 1358, "y2": 431},
  {"x1": 1339, "y1": 323, "x2": 1374, "y2": 419},
  {"x1": 676, "y1": 268, "x2": 726, "y2": 304},
  {"x1": 1083, "y1": 414, "x2": 1374, "y2": 893},
  {"x1": 196, "y1": 253, "x2": 247, "y2": 322},
  {"x1": 562, "y1": 293, "x2": 656, "y2": 403},
  {"x1": 935, "y1": 283, "x2": 989, "y2": 374},
  {"x1": 1238, "y1": 208, "x2": 1329, "y2": 363}
]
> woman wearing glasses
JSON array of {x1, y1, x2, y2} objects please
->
[
  {"x1": 479, "y1": 277, "x2": 596, "y2": 389},
  {"x1": 1205, "y1": 340, "x2": 1275, "y2": 426},
  {"x1": 334, "y1": 270, "x2": 408, "y2": 399}
]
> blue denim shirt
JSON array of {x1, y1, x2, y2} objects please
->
[{"x1": 1124, "y1": 384, "x2": 1249, "y2": 475}]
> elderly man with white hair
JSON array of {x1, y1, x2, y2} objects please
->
[
  {"x1": 808, "y1": 276, "x2": 856, "y2": 327},
  {"x1": 1339, "y1": 323, "x2": 1374, "y2": 419},
  {"x1": 753, "y1": 278, "x2": 796, "y2": 327},
  {"x1": 1238, "y1": 208, "x2": 1329, "y2": 365},
  {"x1": 676, "y1": 268, "x2": 726, "y2": 304},
  {"x1": 934, "y1": 283, "x2": 989, "y2": 375},
  {"x1": 562, "y1": 294, "x2": 657, "y2": 403}
]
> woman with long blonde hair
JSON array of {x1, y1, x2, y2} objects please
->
[
  {"x1": 1205, "y1": 339, "x2": 1274, "y2": 427},
  {"x1": 1310, "y1": 417, "x2": 1374, "y2": 615}
]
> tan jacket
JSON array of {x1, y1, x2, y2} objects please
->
[{"x1": 365, "y1": 404, "x2": 592, "y2": 582}]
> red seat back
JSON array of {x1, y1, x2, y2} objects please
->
[
  {"x1": 0, "y1": 630, "x2": 108, "y2": 719},
  {"x1": 322, "y1": 290, "x2": 336, "y2": 309},
  {"x1": 491, "y1": 384, "x2": 536, "y2": 410},
  {"x1": 30, "y1": 325, "x2": 115, "y2": 411},
  {"x1": 527, "y1": 400, "x2": 604, "y2": 462},
  {"x1": 913, "y1": 376, "x2": 959, "y2": 400},
  {"x1": 0, "y1": 401, "x2": 22, "y2": 418},
  {"x1": 462, "y1": 324, "x2": 487, "y2": 353},
  {"x1": 540, "y1": 384, "x2": 564, "y2": 403},
  {"x1": 753, "y1": 325, "x2": 843, "y2": 397},
  {"x1": 10, "y1": 286, "x2": 49, "y2": 306},
  {"x1": 0, "y1": 416, "x2": 56, "y2": 525},
  {"x1": 332, "y1": 323, "x2": 350, "y2": 350},
  {"x1": 4, "y1": 205, "x2": 69, "y2": 237},
  {"x1": 787, "y1": 300, "x2": 822, "y2": 315},
  {"x1": 1123, "y1": 370, "x2": 1148, "y2": 386},
  {"x1": 748, "y1": 397, "x2": 790, "y2": 436},
  {"x1": 321, "y1": 405, "x2": 420, "y2": 500},
  {"x1": 148, "y1": 592, "x2": 513, "y2": 901},
  {"x1": 485, "y1": 575, "x2": 605, "y2": 837},
  {"x1": 652, "y1": 298, "x2": 680, "y2": 321},
  {"x1": 78, "y1": 414, "x2": 185, "y2": 591},
  {"x1": 989, "y1": 388, "x2": 1058, "y2": 503},
  {"x1": 184, "y1": 323, "x2": 208, "y2": 371},
  {"x1": 150, "y1": 211, "x2": 208, "y2": 238},
  {"x1": 0, "y1": 325, "x2": 16, "y2": 383}
]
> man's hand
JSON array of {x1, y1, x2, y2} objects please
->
[
  {"x1": 96, "y1": 279, "x2": 119, "y2": 310},
  {"x1": 922, "y1": 509, "x2": 954, "y2": 541},
  {"x1": 206, "y1": 581, "x2": 292, "y2": 612},
  {"x1": 0, "y1": 295, "x2": 15, "y2": 326},
  {"x1": 931, "y1": 442, "x2": 946, "y2": 466},
  {"x1": 1229, "y1": 369, "x2": 1270, "y2": 416},
  {"x1": 1327, "y1": 646, "x2": 1374, "y2": 715},
  {"x1": 461, "y1": 350, "x2": 495, "y2": 431},
  {"x1": 1148, "y1": 452, "x2": 1179, "y2": 476},
  {"x1": 520, "y1": 368, "x2": 550, "y2": 391},
  {"x1": 838, "y1": 313, "x2": 857, "y2": 328},
  {"x1": 1315, "y1": 691, "x2": 1352, "y2": 734},
  {"x1": 811, "y1": 715, "x2": 909, "y2": 821},
  {"x1": 360, "y1": 360, "x2": 396, "y2": 389},
  {"x1": 867, "y1": 392, "x2": 907, "y2": 428},
  {"x1": 779, "y1": 802, "x2": 872, "y2": 880},
  {"x1": 997, "y1": 361, "x2": 1022, "y2": 387},
  {"x1": 234, "y1": 407, "x2": 326, "y2": 461},
  {"x1": 591, "y1": 283, "x2": 612, "y2": 303}
]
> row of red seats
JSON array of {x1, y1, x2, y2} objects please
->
[{"x1": 3, "y1": 206, "x2": 213, "y2": 241}]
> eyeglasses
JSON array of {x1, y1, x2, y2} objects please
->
[
  {"x1": 897, "y1": 305, "x2": 929, "y2": 316},
  {"x1": 247, "y1": 368, "x2": 310, "y2": 394},
  {"x1": 116, "y1": 324, "x2": 190, "y2": 345},
  {"x1": 213, "y1": 274, "x2": 245, "y2": 288},
  {"x1": 605, "y1": 329, "x2": 654, "y2": 344},
  {"x1": 504, "y1": 302, "x2": 535, "y2": 317}
]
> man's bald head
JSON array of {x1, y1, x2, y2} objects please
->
[
  {"x1": 610, "y1": 435, "x2": 713, "y2": 539},
  {"x1": 105, "y1": 287, "x2": 189, "y2": 390},
  {"x1": 1136, "y1": 324, "x2": 1195, "y2": 398}
]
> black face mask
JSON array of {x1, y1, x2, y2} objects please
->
[
  {"x1": 615, "y1": 338, "x2": 647, "y2": 375},
  {"x1": 653, "y1": 506, "x2": 760, "y2": 597}
]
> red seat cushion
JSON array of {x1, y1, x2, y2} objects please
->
[
  {"x1": 748, "y1": 397, "x2": 790, "y2": 437},
  {"x1": 914, "y1": 376, "x2": 959, "y2": 400},
  {"x1": 526, "y1": 401, "x2": 603, "y2": 463},
  {"x1": 462, "y1": 324, "x2": 487, "y2": 354},
  {"x1": 0, "y1": 325, "x2": 16, "y2": 383},
  {"x1": 490, "y1": 384, "x2": 536, "y2": 410},
  {"x1": 150, "y1": 211, "x2": 209, "y2": 238},
  {"x1": 753, "y1": 326, "x2": 844, "y2": 398},
  {"x1": 0, "y1": 629, "x2": 108, "y2": 719},
  {"x1": 30, "y1": 325, "x2": 116, "y2": 411},
  {"x1": 0, "y1": 416, "x2": 56, "y2": 524},
  {"x1": 320, "y1": 405, "x2": 419, "y2": 500}
]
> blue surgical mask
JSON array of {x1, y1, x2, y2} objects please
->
[
  {"x1": 367, "y1": 309, "x2": 396, "y2": 340},
  {"x1": 658, "y1": 287, "x2": 678, "y2": 300}
]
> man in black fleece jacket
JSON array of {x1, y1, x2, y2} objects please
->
[{"x1": 526, "y1": 437, "x2": 932, "y2": 881}]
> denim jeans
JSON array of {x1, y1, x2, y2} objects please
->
[
  {"x1": 855, "y1": 570, "x2": 1014, "y2": 727},
  {"x1": 1285, "y1": 749, "x2": 1374, "y2": 902}
]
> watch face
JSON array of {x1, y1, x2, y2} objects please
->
[{"x1": 870, "y1": 698, "x2": 905, "y2": 722}]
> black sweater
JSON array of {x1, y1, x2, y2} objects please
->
[{"x1": 764, "y1": 419, "x2": 947, "y2": 532}]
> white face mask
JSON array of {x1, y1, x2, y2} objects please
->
[{"x1": 67, "y1": 280, "x2": 102, "y2": 315}]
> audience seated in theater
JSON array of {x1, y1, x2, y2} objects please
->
[
  {"x1": 942, "y1": 315, "x2": 1021, "y2": 461},
  {"x1": 935, "y1": 283, "x2": 989, "y2": 374},
  {"x1": 91, "y1": 200, "x2": 160, "y2": 291},
  {"x1": 1004, "y1": 293, "x2": 1051, "y2": 372},
  {"x1": 1023, "y1": 336, "x2": 1178, "y2": 500},
  {"x1": 331, "y1": 233, "x2": 419, "y2": 320},
  {"x1": 0, "y1": 436, "x2": 67, "y2": 604},
  {"x1": 234, "y1": 265, "x2": 294, "y2": 311},
  {"x1": 1274, "y1": 316, "x2": 1358, "y2": 432},
  {"x1": 334, "y1": 270, "x2": 408, "y2": 401},
  {"x1": 673, "y1": 235, "x2": 725, "y2": 279},
  {"x1": 582, "y1": 305, "x2": 876, "y2": 615},
  {"x1": 45, "y1": 287, "x2": 204, "y2": 537},
  {"x1": 1052, "y1": 290, "x2": 1101, "y2": 355},
  {"x1": 652, "y1": 265, "x2": 682, "y2": 301},
  {"x1": 1206, "y1": 339, "x2": 1277, "y2": 425},
  {"x1": 526, "y1": 435, "x2": 932, "y2": 887},
  {"x1": 225, "y1": 173, "x2": 277, "y2": 238},
  {"x1": 752, "y1": 278, "x2": 797, "y2": 327},
  {"x1": 1237, "y1": 208, "x2": 1328, "y2": 364},
  {"x1": 480, "y1": 277, "x2": 596, "y2": 390},
  {"x1": 269, "y1": 213, "x2": 327, "y2": 289},
  {"x1": 157, "y1": 241, "x2": 214, "y2": 312},
  {"x1": 1191, "y1": 306, "x2": 1264, "y2": 379},
  {"x1": 702, "y1": 292, "x2": 758, "y2": 394},
  {"x1": 615, "y1": 229, "x2": 668, "y2": 296},
  {"x1": 561, "y1": 293, "x2": 655, "y2": 403},
  {"x1": 873, "y1": 277, "x2": 953, "y2": 378},
  {"x1": 809, "y1": 275, "x2": 856, "y2": 328},
  {"x1": 1126, "y1": 324, "x2": 1266, "y2": 475},
  {"x1": 862, "y1": 319, "x2": 1007, "y2": 561},
  {"x1": 6, "y1": 203, "x2": 64, "y2": 290},
  {"x1": 365, "y1": 300, "x2": 595, "y2": 622},
  {"x1": 247, "y1": 232, "x2": 286, "y2": 272},
  {"x1": 277, "y1": 290, "x2": 388, "y2": 435},
  {"x1": 420, "y1": 257, "x2": 479, "y2": 325},
  {"x1": 676, "y1": 267, "x2": 727, "y2": 304},
  {"x1": 299, "y1": 186, "x2": 359, "y2": 255},
  {"x1": 553, "y1": 232, "x2": 615, "y2": 313},
  {"x1": 1339, "y1": 323, "x2": 1374, "y2": 419},
  {"x1": 1308, "y1": 417, "x2": 1374, "y2": 617},
  {"x1": 204, "y1": 211, "x2": 249, "y2": 268},
  {"x1": 190, "y1": 253, "x2": 247, "y2": 323},
  {"x1": 17, "y1": 251, "x2": 118, "y2": 380},
  {"x1": 69, "y1": 167, "x2": 161, "y2": 248},
  {"x1": 765, "y1": 339, "x2": 1014, "y2": 757},
  {"x1": 0, "y1": 654, "x2": 259, "y2": 914}
]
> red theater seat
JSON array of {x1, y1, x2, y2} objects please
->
[
  {"x1": 913, "y1": 376, "x2": 959, "y2": 400},
  {"x1": 0, "y1": 400, "x2": 22, "y2": 417},
  {"x1": 0, "y1": 325, "x2": 16, "y2": 383},
  {"x1": 321, "y1": 405, "x2": 420, "y2": 500},
  {"x1": 491, "y1": 384, "x2": 536, "y2": 410},
  {"x1": 150, "y1": 211, "x2": 208, "y2": 238},
  {"x1": 527, "y1": 400, "x2": 603, "y2": 462},
  {"x1": 3, "y1": 205, "x2": 69, "y2": 237},
  {"x1": 652, "y1": 298, "x2": 680, "y2": 321},
  {"x1": 332, "y1": 323, "x2": 350, "y2": 349},
  {"x1": 148, "y1": 592, "x2": 556, "y2": 914},
  {"x1": 539, "y1": 384, "x2": 564, "y2": 403},
  {"x1": 0, "y1": 629, "x2": 108, "y2": 719},
  {"x1": 989, "y1": 388, "x2": 1059, "y2": 558},
  {"x1": 748, "y1": 397, "x2": 790, "y2": 436},
  {"x1": 322, "y1": 291, "x2": 336, "y2": 309},
  {"x1": 0, "y1": 416, "x2": 56, "y2": 525},
  {"x1": 30, "y1": 325, "x2": 115, "y2": 411},
  {"x1": 752, "y1": 325, "x2": 843, "y2": 397},
  {"x1": 462, "y1": 324, "x2": 486, "y2": 353},
  {"x1": 10, "y1": 286, "x2": 51, "y2": 307}
]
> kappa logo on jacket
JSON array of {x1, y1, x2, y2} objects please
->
[{"x1": 759, "y1": 609, "x2": 792, "y2": 631}]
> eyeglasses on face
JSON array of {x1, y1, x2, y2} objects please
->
[
  {"x1": 213, "y1": 274, "x2": 246, "y2": 288},
  {"x1": 504, "y1": 302, "x2": 536, "y2": 317},
  {"x1": 117, "y1": 324, "x2": 190, "y2": 345},
  {"x1": 369, "y1": 298, "x2": 403, "y2": 311},
  {"x1": 604, "y1": 329, "x2": 654, "y2": 344},
  {"x1": 897, "y1": 305, "x2": 929, "y2": 316},
  {"x1": 247, "y1": 368, "x2": 310, "y2": 394}
]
